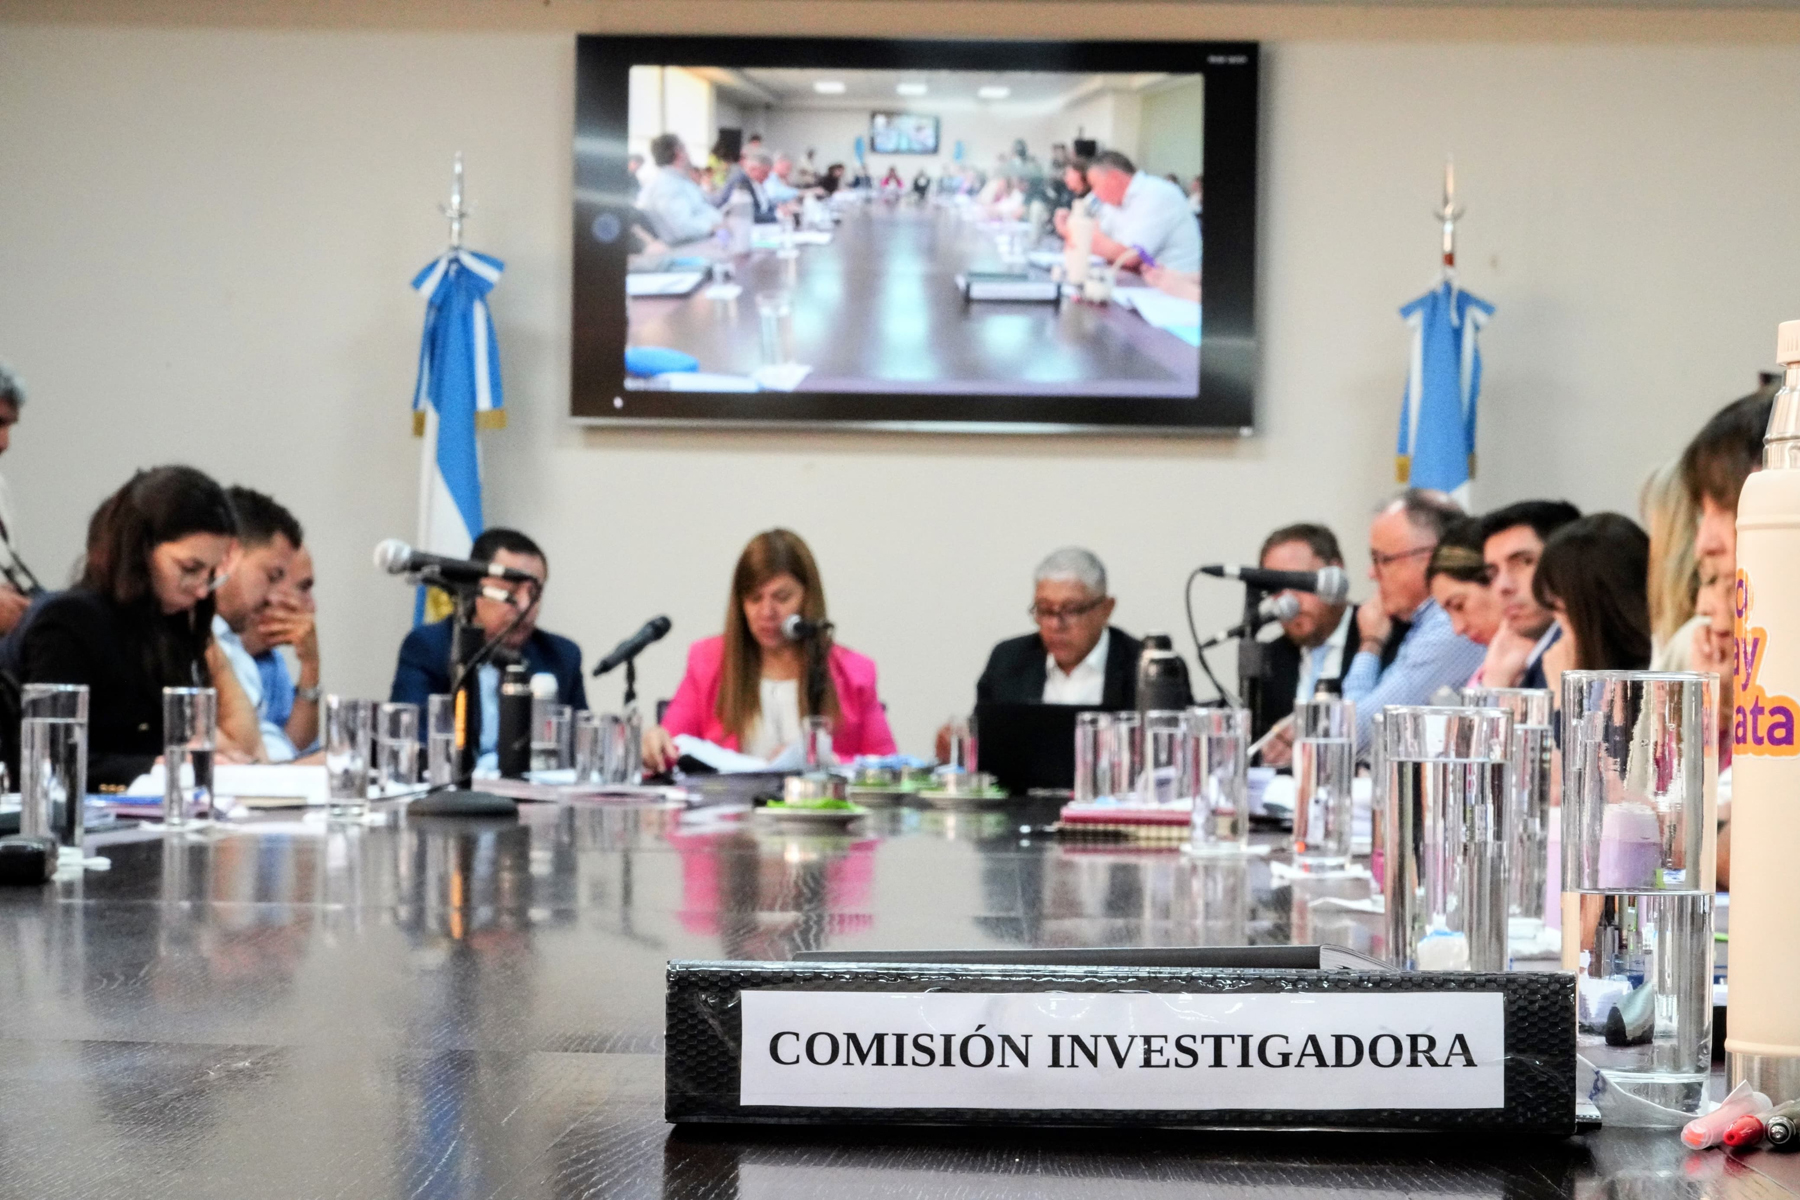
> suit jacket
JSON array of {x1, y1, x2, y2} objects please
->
[
  {"x1": 715, "y1": 168, "x2": 779, "y2": 224},
  {"x1": 659, "y1": 635, "x2": 896, "y2": 758},
  {"x1": 1251, "y1": 604, "x2": 1369, "y2": 741},
  {"x1": 389, "y1": 618, "x2": 587, "y2": 717},
  {"x1": 976, "y1": 627, "x2": 1141, "y2": 710}
]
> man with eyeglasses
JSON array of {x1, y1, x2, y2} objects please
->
[
  {"x1": 976, "y1": 547, "x2": 1141, "y2": 709},
  {"x1": 1342, "y1": 489, "x2": 1486, "y2": 752}
]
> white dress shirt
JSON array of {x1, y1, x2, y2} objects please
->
[
  {"x1": 1043, "y1": 635, "x2": 1110, "y2": 706},
  {"x1": 636, "y1": 167, "x2": 724, "y2": 245},
  {"x1": 211, "y1": 614, "x2": 298, "y2": 762},
  {"x1": 743, "y1": 677, "x2": 802, "y2": 760},
  {"x1": 1096, "y1": 171, "x2": 1202, "y2": 273}
]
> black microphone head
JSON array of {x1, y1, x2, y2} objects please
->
[
  {"x1": 649, "y1": 615, "x2": 672, "y2": 638},
  {"x1": 374, "y1": 539, "x2": 412, "y2": 574},
  {"x1": 1315, "y1": 566, "x2": 1350, "y2": 605},
  {"x1": 781, "y1": 613, "x2": 810, "y2": 642}
]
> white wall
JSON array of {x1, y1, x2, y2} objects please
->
[{"x1": 3, "y1": 19, "x2": 1799, "y2": 756}]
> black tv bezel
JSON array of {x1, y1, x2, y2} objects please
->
[
  {"x1": 869, "y1": 110, "x2": 942, "y2": 156},
  {"x1": 573, "y1": 36, "x2": 1259, "y2": 435}
]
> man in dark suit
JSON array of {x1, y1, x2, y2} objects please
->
[
  {"x1": 714, "y1": 149, "x2": 781, "y2": 224},
  {"x1": 976, "y1": 547, "x2": 1140, "y2": 710},
  {"x1": 1251, "y1": 524, "x2": 1365, "y2": 765},
  {"x1": 389, "y1": 528, "x2": 586, "y2": 761}
]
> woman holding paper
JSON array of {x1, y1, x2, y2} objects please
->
[{"x1": 642, "y1": 529, "x2": 896, "y2": 772}]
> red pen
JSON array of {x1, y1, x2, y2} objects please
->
[{"x1": 1724, "y1": 1114, "x2": 1768, "y2": 1149}]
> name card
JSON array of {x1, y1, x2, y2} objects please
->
[{"x1": 740, "y1": 990, "x2": 1505, "y2": 1111}]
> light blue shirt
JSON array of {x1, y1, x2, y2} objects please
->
[
  {"x1": 1340, "y1": 598, "x2": 1486, "y2": 753},
  {"x1": 212, "y1": 614, "x2": 299, "y2": 762}
]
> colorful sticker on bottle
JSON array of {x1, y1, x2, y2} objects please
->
[{"x1": 1735, "y1": 569, "x2": 1800, "y2": 756}]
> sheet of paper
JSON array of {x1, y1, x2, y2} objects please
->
[
  {"x1": 125, "y1": 763, "x2": 330, "y2": 806},
  {"x1": 1115, "y1": 286, "x2": 1202, "y2": 346},
  {"x1": 626, "y1": 271, "x2": 705, "y2": 297},
  {"x1": 752, "y1": 363, "x2": 813, "y2": 392},
  {"x1": 674, "y1": 735, "x2": 770, "y2": 773},
  {"x1": 660, "y1": 372, "x2": 760, "y2": 392}
]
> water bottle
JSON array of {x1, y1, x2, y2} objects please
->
[
  {"x1": 725, "y1": 189, "x2": 754, "y2": 255},
  {"x1": 496, "y1": 664, "x2": 532, "y2": 779},
  {"x1": 1727, "y1": 318, "x2": 1800, "y2": 1102},
  {"x1": 1136, "y1": 633, "x2": 1192, "y2": 715}
]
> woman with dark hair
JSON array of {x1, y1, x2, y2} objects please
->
[
  {"x1": 642, "y1": 529, "x2": 895, "y2": 772},
  {"x1": 1426, "y1": 517, "x2": 1528, "y2": 687},
  {"x1": 22, "y1": 465, "x2": 261, "y2": 786},
  {"x1": 1532, "y1": 513, "x2": 1653, "y2": 685}
]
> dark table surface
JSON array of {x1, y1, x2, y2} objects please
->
[
  {"x1": 626, "y1": 200, "x2": 1201, "y2": 397},
  {"x1": 2, "y1": 793, "x2": 1794, "y2": 1199}
]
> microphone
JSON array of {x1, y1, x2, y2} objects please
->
[
  {"x1": 1199, "y1": 564, "x2": 1350, "y2": 604},
  {"x1": 593, "y1": 615, "x2": 672, "y2": 676},
  {"x1": 781, "y1": 613, "x2": 833, "y2": 642},
  {"x1": 374, "y1": 539, "x2": 536, "y2": 584},
  {"x1": 1196, "y1": 593, "x2": 1301, "y2": 651}
]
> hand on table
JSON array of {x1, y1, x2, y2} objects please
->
[
  {"x1": 642, "y1": 725, "x2": 679, "y2": 774},
  {"x1": 1112, "y1": 247, "x2": 1144, "y2": 272},
  {"x1": 1260, "y1": 721, "x2": 1295, "y2": 769}
]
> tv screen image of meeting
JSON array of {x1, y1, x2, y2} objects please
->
[{"x1": 573, "y1": 38, "x2": 1259, "y2": 433}]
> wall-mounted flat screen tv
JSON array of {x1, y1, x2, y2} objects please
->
[
  {"x1": 574, "y1": 37, "x2": 1259, "y2": 434},
  {"x1": 870, "y1": 111, "x2": 940, "y2": 155}
]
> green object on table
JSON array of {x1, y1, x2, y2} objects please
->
[{"x1": 763, "y1": 799, "x2": 858, "y2": 812}]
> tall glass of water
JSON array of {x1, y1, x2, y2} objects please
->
[
  {"x1": 1292, "y1": 697, "x2": 1355, "y2": 868},
  {"x1": 573, "y1": 710, "x2": 602, "y2": 783},
  {"x1": 945, "y1": 714, "x2": 978, "y2": 775},
  {"x1": 802, "y1": 714, "x2": 833, "y2": 770},
  {"x1": 1187, "y1": 707, "x2": 1250, "y2": 853},
  {"x1": 1562, "y1": 670, "x2": 1717, "y2": 1121},
  {"x1": 597, "y1": 713, "x2": 628, "y2": 783},
  {"x1": 162, "y1": 686, "x2": 216, "y2": 828},
  {"x1": 1140, "y1": 710, "x2": 1187, "y2": 806},
  {"x1": 21, "y1": 683, "x2": 88, "y2": 850},
  {"x1": 622, "y1": 709, "x2": 643, "y2": 783},
  {"x1": 1073, "y1": 711, "x2": 1113, "y2": 804},
  {"x1": 325, "y1": 695, "x2": 374, "y2": 818},
  {"x1": 1463, "y1": 686, "x2": 1555, "y2": 947},
  {"x1": 426, "y1": 694, "x2": 456, "y2": 787},
  {"x1": 1381, "y1": 706, "x2": 1513, "y2": 972},
  {"x1": 1111, "y1": 711, "x2": 1143, "y2": 803},
  {"x1": 375, "y1": 702, "x2": 420, "y2": 791},
  {"x1": 532, "y1": 701, "x2": 572, "y2": 772}
]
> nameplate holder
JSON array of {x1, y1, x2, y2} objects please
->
[{"x1": 664, "y1": 950, "x2": 1574, "y2": 1134}]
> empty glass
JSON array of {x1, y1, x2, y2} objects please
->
[
  {"x1": 325, "y1": 695, "x2": 374, "y2": 817},
  {"x1": 1381, "y1": 706, "x2": 1513, "y2": 972},
  {"x1": 757, "y1": 291, "x2": 796, "y2": 365},
  {"x1": 1140, "y1": 710, "x2": 1187, "y2": 806},
  {"x1": 1463, "y1": 686, "x2": 1555, "y2": 943},
  {"x1": 375, "y1": 702, "x2": 420, "y2": 791},
  {"x1": 1111, "y1": 711, "x2": 1143, "y2": 802},
  {"x1": 621, "y1": 710, "x2": 644, "y2": 783},
  {"x1": 1562, "y1": 670, "x2": 1717, "y2": 1120},
  {"x1": 1292, "y1": 697, "x2": 1355, "y2": 868},
  {"x1": 573, "y1": 710, "x2": 603, "y2": 783},
  {"x1": 596, "y1": 713, "x2": 629, "y2": 783},
  {"x1": 1187, "y1": 707, "x2": 1250, "y2": 853},
  {"x1": 162, "y1": 687, "x2": 217, "y2": 828},
  {"x1": 1073, "y1": 711, "x2": 1113, "y2": 804},
  {"x1": 945, "y1": 714, "x2": 978, "y2": 775},
  {"x1": 426, "y1": 694, "x2": 456, "y2": 787},
  {"x1": 802, "y1": 714, "x2": 832, "y2": 769},
  {"x1": 532, "y1": 701, "x2": 572, "y2": 772},
  {"x1": 21, "y1": 683, "x2": 87, "y2": 850}
]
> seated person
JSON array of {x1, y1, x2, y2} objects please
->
[
  {"x1": 239, "y1": 544, "x2": 320, "y2": 759},
  {"x1": 1342, "y1": 489, "x2": 1486, "y2": 751},
  {"x1": 637, "y1": 133, "x2": 723, "y2": 246},
  {"x1": 0, "y1": 362, "x2": 34, "y2": 635},
  {"x1": 764, "y1": 152, "x2": 803, "y2": 205},
  {"x1": 643, "y1": 529, "x2": 895, "y2": 771},
  {"x1": 389, "y1": 528, "x2": 586, "y2": 764},
  {"x1": 210, "y1": 486, "x2": 303, "y2": 761},
  {"x1": 715, "y1": 149, "x2": 781, "y2": 224},
  {"x1": 1426, "y1": 517, "x2": 1531, "y2": 689},
  {"x1": 1054, "y1": 151, "x2": 1201, "y2": 274},
  {"x1": 1477, "y1": 499, "x2": 1581, "y2": 688},
  {"x1": 977, "y1": 548, "x2": 1140, "y2": 709},
  {"x1": 21, "y1": 466, "x2": 259, "y2": 787},
  {"x1": 1533, "y1": 513, "x2": 1652, "y2": 682},
  {"x1": 1250, "y1": 524, "x2": 1359, "y2": 759}
]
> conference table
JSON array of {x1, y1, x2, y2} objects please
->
[
  {"x1": 627, "y1": 199, "x2": 1202, "y2": 397},
  {"x1": 2, "y1": 790, "x2": 1792, "y2": 1198}
]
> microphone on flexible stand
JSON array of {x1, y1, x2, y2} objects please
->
[
  {"x1": 781, "y1": 613, "x2": 834, "y2": 642},
  {"x1": 593, "y1": 615, "x2": 673, "y2": 677},
  {"x1": 1195, "y1": 592, "x2": 1302, "y2": 651},
  {"x1": 1198, "y1": 564, "x2": 1350, "y2": 604},
  {"x1": 781, "y1": 614, "x2": 836, "y2": 720},
  {"x1": 373, "y1": 538, "x2": 538, "y2": 585}
]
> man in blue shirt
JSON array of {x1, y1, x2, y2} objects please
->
[
  {"x1": 1342, "y1": 490, "x2": 1486, "y2": 752},
  {"x1": 388, "y1": 528, "x2": 586, "y2": 763},
  {"x1": 242, "y1": 545, "x2": 320, "y2": 756}
]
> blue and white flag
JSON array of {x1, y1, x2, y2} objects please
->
[
  {"x1": 1396, "y1": 280, "x2": 1492, "y2": 502},
  {"x1": 410, "y1": 248, "x2": 505, "y2": 624}
]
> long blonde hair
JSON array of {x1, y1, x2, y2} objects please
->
[
  {"x1": 1640, "y1": 458, "x2": 1699, "y2": 648},
  {"x1": 716, "y1": 529, "x2": 840, "y2": 740}
]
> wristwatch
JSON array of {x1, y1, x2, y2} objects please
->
[{"x1": 295, "y1": 685, "x2": 323, "y2": 703}]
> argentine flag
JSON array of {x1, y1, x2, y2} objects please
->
[
  {"x1": 1397, "y1": 280, "x2": 1492, "y2": 503},
  {"x1": 410, "y1": 248, "x2": 505, "y2": 624}
]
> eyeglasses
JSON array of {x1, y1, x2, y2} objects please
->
[
  {"x1": 1029, "y1": 597, "x2": 1106, "y2": 626},
  {"x1": 1369, "y1": 545, "x2": 1435, "y2": 572},
  {"x1": 174, "y1": 562, "x2": 228, "y2": 594}
]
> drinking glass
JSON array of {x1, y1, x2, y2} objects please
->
[
  {"x1": 325, "y1": 695, "x2": 374, "y2": 818},
  {"x1": 945, "y1": 714, "x2": 978, "y2": 775},
  {"x1": 620, "y1": 710, "x2": 643, "y2": 784},
  {"x1": 1381, "y1": 706, "x2": 1513, "y2": 972},
  {"x1": 598, "y1": 713, "x2": 629, "y2": 783},
  {"x1": 375, "y1": 702, "x2": 420, "y2": 791},
  {"x1": 1292, "y1": 697, "x2": 1355, "y2": 868},
  {"x1": 802, "y1": 714, "x2": 833, "y2": 769},
  {"x1": 1187, "y1": 707, "x2": 1250, "y2": 853},
  {"x1": 1140, "y1": 710, "x2": 1187, "y2": 806},
  {"x1": 21, "y1": 683, "x2": 87, "y2": 849},
  {"x1": 1463, "y1": 686, "x2": 1556, "y2": 944},
  {"x1": 757, "y1": 291, "x2": 796, "y2": 365},
  {"x1": 162, "y1": 687, "x2": 217, "y2": 828},
  {"x1": 426, "y1": 694, "x2": 456, "y2": 787},
  {"x1": 1111, "y1": 711, "x2": 1143, "y2": 802},
  {"x1": 1073, "y1": 711, "x2": 1113, "y2": 805},
  {"x1": 1562, "y1": 670, "x2": 1717, "y2": 1120},
  {"x1": 532, "y1": 701, "x2": 572, "y2": 772},
  {"x1": 573, "y1": 710, "x2": 603, "y2": 783}
]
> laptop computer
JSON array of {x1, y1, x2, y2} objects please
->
[{"x1": 973, "y1": 702, "x2": 1109, "y2": 794}]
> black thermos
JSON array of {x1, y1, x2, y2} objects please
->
[
  {"x1": 1136, "y1": 632, "x2": 1194, "y2": 713},
  {"x1": 497, "y1": 663, "x2": 532, "y2": 779}
]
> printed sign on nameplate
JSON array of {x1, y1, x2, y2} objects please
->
[{"x1": 740, "y1": 990, "x2": 1505, "y2": 1110}]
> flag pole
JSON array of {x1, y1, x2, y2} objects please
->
[
  {"x1": 440, "y1": 151, "x2": 468, "y2": 251},
  {"x1": 1435, "y1": 155, "x2": 1463, "y2": 287}
]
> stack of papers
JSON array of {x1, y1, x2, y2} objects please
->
[
  {"x1": 1114, "y1": 286, "x2": 1202, "y2": 346},
  {"x1": 626, "y1": 271, "x2": 706, "y2": 298}
]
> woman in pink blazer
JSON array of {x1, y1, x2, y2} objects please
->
[{"x1": 642, "y1": 529, "x2": 896, "y2": 771}]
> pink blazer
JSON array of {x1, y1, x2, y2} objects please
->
[{"x1": 660, "y1": 635, "x2": 897, "y2": 758}]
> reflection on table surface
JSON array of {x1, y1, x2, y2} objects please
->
[
  {"x1": 1, "y1": 797, "x2": 1792, "y2": 1199},
  {"x1": 627, "y1": 203, "x2": 1200, "y2": 396}
]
